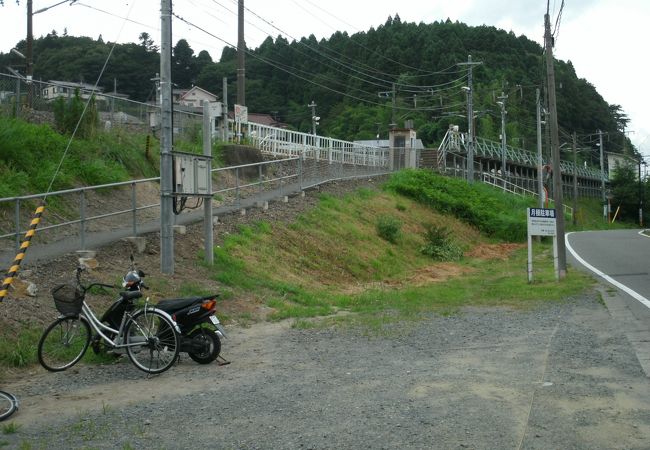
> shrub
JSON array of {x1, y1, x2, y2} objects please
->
[
  {"x1": 376, "y1": 215, "x2": 402, "y2": 243},
  {"x1": 420, "y1": 224, "x2": 463, "y2": 261}
]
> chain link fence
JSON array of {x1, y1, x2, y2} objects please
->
[{"x1": 0, "y1": 72, "x2": 201, "y2": 139}]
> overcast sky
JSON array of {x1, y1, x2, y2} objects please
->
[{"x1": 1, "y1": 0, "x2": 648, "y2": 157}]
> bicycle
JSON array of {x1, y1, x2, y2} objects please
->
[
  {"x1": 37, "y1": 266, "x2": 181, "y2": 374},
  {"x1": 0, "y1": 390, "x2": 18, "y2": 421}
]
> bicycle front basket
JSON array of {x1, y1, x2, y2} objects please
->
[{"x1": 51, "y1": 284, "x2": 84, "y2": 316}]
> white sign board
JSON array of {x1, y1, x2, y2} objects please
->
[
  {"x1": 527, "y1": 208, "x2": 557, "y2": 236},
  {"x1": 526, "y1": 207, "x2": 559, "y2": 282},
  {"x1": 234, "y1": 104, "x2": 248, "y2": 123}
]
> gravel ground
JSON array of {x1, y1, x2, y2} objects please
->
[{"x1": 3, "y1": 293, "x2": 650, "y2": 449}]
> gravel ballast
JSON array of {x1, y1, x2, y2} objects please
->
[{"x1": 4, "y1": 293, "x2": 650, "y2": 449}]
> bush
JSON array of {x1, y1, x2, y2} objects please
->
[
  {"x1": 420, "y1": 224, "x2": 463, "y2": 261},
  {"x1": 376, "y1": 215, "x2": 402, "y2": 243},
  {"x1": 384, "y1": 169, "x2": 529, "y2": 242}
]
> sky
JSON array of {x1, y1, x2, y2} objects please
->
[{"x1": 0, "y1": 0, "x2": 648, "y2": 158}]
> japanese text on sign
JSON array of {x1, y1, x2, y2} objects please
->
[{"x1": 527, "y1": 208, "x2": 557, "y2": 236}]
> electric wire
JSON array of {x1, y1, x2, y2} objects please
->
[
  {"x1": 172, "y1": 12, "x2": 468, "y2": 113},
  {"x1": 219, "y1": 0, "x2": 465, "y2": 90}
]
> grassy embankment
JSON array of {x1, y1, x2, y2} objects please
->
[{"x1": 209, "y1": 169, "x2": 596, "y2": 331}]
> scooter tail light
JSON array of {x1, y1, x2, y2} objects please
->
[
  {"x1": 172, "y1": 313, "x2": 177, "y2": 322},
  {"x1": 202, "y1": 300, "x2": 216, "y2": 312}
]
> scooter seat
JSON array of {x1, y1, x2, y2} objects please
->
[{"x1": 155, "y1": 297, "x2": 204, "y2": 313}]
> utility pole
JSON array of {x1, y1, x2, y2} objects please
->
[
  {"x1": 639, "y1": 156, "x2": 644, "y2": 227},
  {"x1": 599, "y1": 129, "x2": 606, "y2": 207},
  {"x1": 378, "y1": 86, "x2": 396, "y2": 128},
  {"x1": 572, "y1": 132, "x2": 578, "y2": 226},
  {"x1": 536, "y1": 88, "x2": 544, "y2": 208},
  {"x1": 391, "y1": 82, "x2": 396, "y2": 128},
  {"x1": 222, "y1": 77, "x2": 228, "y2": 140},
  {"x1": 458, "y1": 55, "x2": 482, "y2": 183},
  {"x1": 308, "y1": 100, "x2": 318, "y2": 135},
  {"x1": 497, "y1": 92, "x2": 508, "y2": 177},
  {"x1": 544, "y1": 9, "x2": 567, "y2": 278},
  {"x1": 237, "y1": 0, "x2": 245, "y2": 106},
  {"x1": 26, "y1": 0, "x2": 33, "y2": 107},
  {"x1": 160, "y1": 0, "x2": 174, "y2": 274}
]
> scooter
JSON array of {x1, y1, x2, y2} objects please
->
[{"x1": 92, "y1": 258, "x2": 227, "y2": 365}]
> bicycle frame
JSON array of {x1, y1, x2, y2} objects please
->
[{"x1": 80, "y1": 299, "x2": 180, "y2": 350}]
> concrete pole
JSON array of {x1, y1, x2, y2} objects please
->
[
  {"x1": 237, "y1": 0, "x2": 245, "y2": 106},
  {"x1": 222, "y1": 77, "x2": 228, "y2": 141},
  {"x1": 572, "y1": 132, "x2": 578, "y2": 226},
  {"x1": 203, "y1": 102, "x2": 214, "y2": 265},
  {"x1": 160, "y1": 0, "x2": 174, "y2": 274},
  {"x1": 308, "y1": 100, "x2": 317, "y2": 135},
  {"x1": 536, "y1": 88, "x2": 544, "y2": 208},
  {"x1": 391, "y1": 82, "x2": 396, "y2": 128},
  {"x1": 599, "y1": 129, "x2": 606, "y2": 206},
  {"x1": 26, "y1": 0, "x2": 34, "y2": 107},
  {"x1": 544, "y1": 12, "x2": 566, "y2": 277},
  {"x1": 498, "y1": 92, "x2": 508, "y2": 177},
  {"x1": 467, "y1": 55, "x2": 474, "y2": 182}
]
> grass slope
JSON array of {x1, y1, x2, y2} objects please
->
[{"x1": 210, "y1": 175, "x2": 593, "y2": 328}]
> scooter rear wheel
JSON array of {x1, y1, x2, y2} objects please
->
[{"x1": 187, "y1": 327, "x2": 221, "y2": 364}]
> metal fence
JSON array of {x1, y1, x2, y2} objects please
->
[
  {"x1": 0, "y1": 72, "x2": 202, "y2": 139},
  {"x1": 0, "y1": 153, "x2": 392, "y2": 265}
]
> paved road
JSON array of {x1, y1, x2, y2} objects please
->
[{"x1": 566, "y1": 229, "x2": 650, "y2": 375}]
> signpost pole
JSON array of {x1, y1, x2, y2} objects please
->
[{"x1": 527, "y1": 232, "x2": 533, "y2": 282}]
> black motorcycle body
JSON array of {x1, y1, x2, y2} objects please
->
[{"x1": 155, "y1": 294, "x2": 225, "y2": 363}]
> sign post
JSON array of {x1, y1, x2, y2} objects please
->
[{"x1": 527, "y1": 207, "x2": 559, "y2": 282}]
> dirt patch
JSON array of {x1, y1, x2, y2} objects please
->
[{"x1": 465, "y1": 243, "x2": 525, "y2": 260}]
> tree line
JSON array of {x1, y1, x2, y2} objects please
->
[{"x1": 0, "y1": 16, "x2": 634, "y2": 160}]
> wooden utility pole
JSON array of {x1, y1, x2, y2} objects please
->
[{"x1": 544, "y1": 10, "x2": 567, "y2": 278}]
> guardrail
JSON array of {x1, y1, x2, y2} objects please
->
[
  {"x1": 480, "y1": 172, "x2": 574, "y2": 218},
  {"x1": 437, "y1": 129, "x2": 606, "y2": 181},
  {"x1": 234, "y1": 120, "x2": 390, "y2": 168},
  {"x1": 0, "y1": 157, "x2": 302, "y2": 254}
]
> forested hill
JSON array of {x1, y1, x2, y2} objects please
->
[{"x1": 1, "y1": 15, "x2": 631, "y2": 153}]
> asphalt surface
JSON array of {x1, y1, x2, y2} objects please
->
[{"x1": 566, "y1": 229, "x2": 650, "y2": 375}]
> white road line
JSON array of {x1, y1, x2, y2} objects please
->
[{"x1": 565, "y1": 232, "x2": 650, "y2": 310}]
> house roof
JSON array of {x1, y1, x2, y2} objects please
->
[
  {"x1": 179, "y1": 86, "x2": 218, "y2": 101},
  {"x1": 48, "y1": 80, "x2": 104, "y2": 92},
  {"x1": 228, "y1": 111, "x2": 288, "y2": 128}
]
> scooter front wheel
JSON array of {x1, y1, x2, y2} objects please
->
[{"x1": 187, "y1": 327, "x2": 221, "y2": 364}]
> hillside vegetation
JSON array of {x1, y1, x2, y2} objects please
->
[
  {"x1": 1, "y1": 17, "x2": 633, "y2": 157},
  {"x1": 0, "y1": 119, "x2": 159, "y2": 198},
  {"x1": 208, "y1": 173, "x2": 591, "y2": 326}
]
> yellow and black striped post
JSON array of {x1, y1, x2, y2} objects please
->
[{"x1": 0, "y1": 204, "x2": 45, "y2": 302}]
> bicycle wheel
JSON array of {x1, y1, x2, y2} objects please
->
[
  {"x1": 38, "y1": 316, "x2": 91, "y2": 372},
  {"x1": 125, "y1": 309, "x2": 179, "y2": 374},
  {"x1": 0, "y1": 390, "x2": 18, "y2": 421}
]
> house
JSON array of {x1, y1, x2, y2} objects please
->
[
  {"x1": 227, "y1": 111, "x2": 288, "y2": 128},
  {"x1": 42, "y1": 80, "x2": 107, "y2": 102},
  {"x1": 177, "y1": 86, "x2": 218, "y2": 108}
]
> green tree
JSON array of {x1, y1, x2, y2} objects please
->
[{"x1": 610, "y1": 162, "x2": 642, "y2": 223}]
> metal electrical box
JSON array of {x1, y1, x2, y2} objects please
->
[{"x1": 173, "y1": 152, "x2": 212, "y2": 196}]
